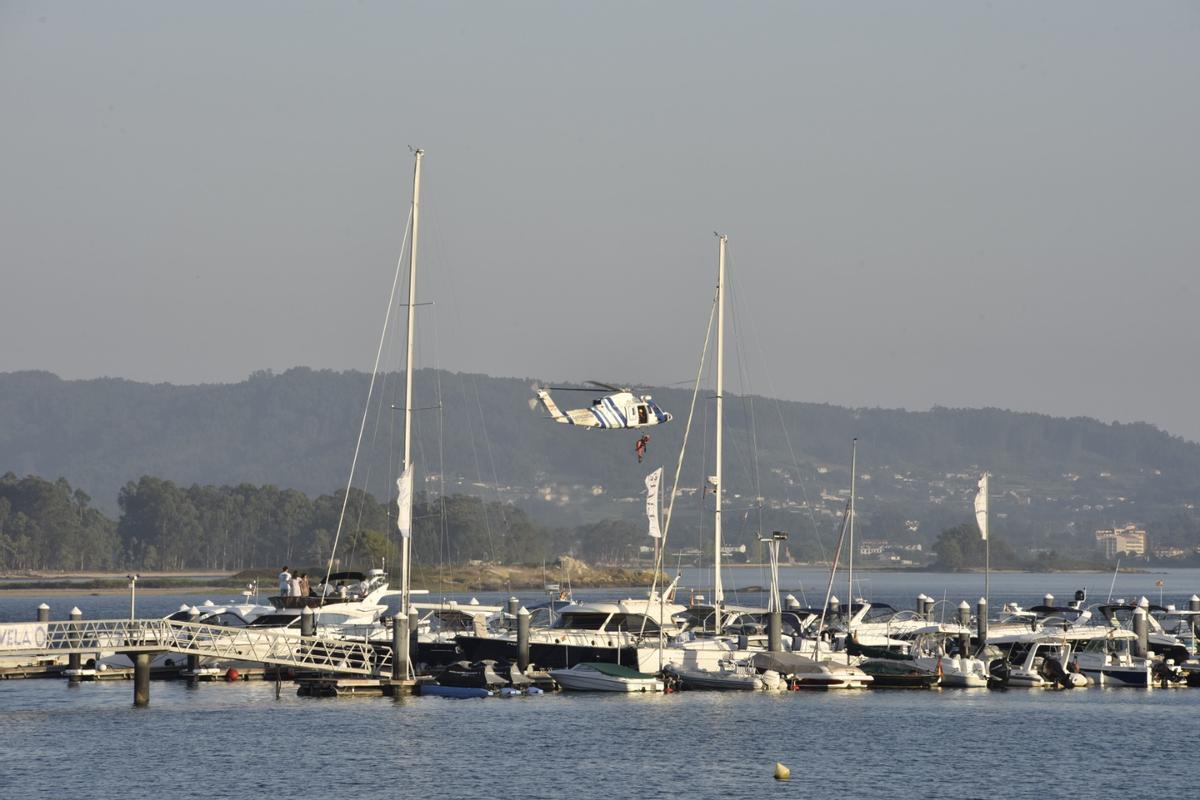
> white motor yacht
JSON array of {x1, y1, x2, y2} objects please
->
[
  {"x1": 1065, "y1": 628, "x2": 1152, "y2": 687},
  {"x1": 458, "y1": 589, "x2": 687, "y2": 673}
]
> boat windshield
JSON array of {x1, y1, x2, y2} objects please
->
[
  {"x1": 609, "y1": 614, "x2": 660, "y2": 634},
  {"x1": 247, "y1": 614, "x2": 300, "y2": 628},
  {"x1": 553, "y1": 612, "x2": 611, "y2": 631},
  {"x1": 859, "y1": 604, "x2": 900, "y2": 623}
]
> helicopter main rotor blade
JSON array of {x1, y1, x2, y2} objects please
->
[{"x1": 587, "y1": 380, "x2": 625, "y2": 392}]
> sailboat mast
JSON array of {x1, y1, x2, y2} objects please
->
[
  {"x1": 984, "y1": 476, "x2": 990, "y2": 614},
  {"x1": 847, "y1": 437, "x2": 857, "y2": 664},
  {"x1": 400, "y1": 148, "x2": 423, "y2": 619},
  {"x1": 713, "y1": 233, "x2": 727, "y2": 635}
]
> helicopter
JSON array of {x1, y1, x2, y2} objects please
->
[{"x1": 531, "y1": 381, "x2": 673, "y2": 430}]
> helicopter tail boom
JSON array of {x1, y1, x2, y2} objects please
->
[{"x1": 535, "y1": 389, "x2": 571, "y2": 424}]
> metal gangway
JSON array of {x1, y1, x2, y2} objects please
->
[{"x1": 0, "y1": 617, "x2": 395, "y2": 675}]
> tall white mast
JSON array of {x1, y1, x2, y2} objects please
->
[
  {"x1": 713, "y1": 233, "x2": 727, "y2": 635},
  {"x1": 400, "y1": 148, "x2": 423, "y2": 620},
  {"x1": 846, "y1": 437, "x2": 857, "y2": 663}
]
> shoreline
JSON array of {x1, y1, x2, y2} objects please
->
[{"x1": 0, "y1": 562, "x2": 1167, "y2": 596}]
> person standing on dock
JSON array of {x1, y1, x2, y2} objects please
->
[{"x1": 279, "y1": 566, "x2": 292, "y2": 596}]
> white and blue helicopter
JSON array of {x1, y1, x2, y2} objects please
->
[{"x1": 531, "y1": 381, "x2": 673, "y2": 430}]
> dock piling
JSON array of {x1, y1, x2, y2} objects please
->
[
  {"x1": 917, "y1": 594, "x2": 931, "y2": 621},
  {"x1": 67, "y1": 607, "x2": 82, "y2": 684},
  {"x1": 768, "y1": 609, "x2": 782, "y2": 653},
  {"x1": 133, "y1": 653, "x2": 151, "y2": 707},
  {"x1": 1190, "y1": 595, "x2": 1200, "y2": 655},
  {"x1": 186, "y1": 606, "x2": 201, "y2": 684},
  {"x1": 957, "y1": 601, "x2": 971, "y2": 655},
  {"x1": 301, "y1": 606, "x2": 315, "y2": 637},
  {"x1": 36, "y1": 603, "x2": 50, "y2": 623},
  {"x1": 976, "y1": 597, "x2": 988, "y2": 648},
  {"x1": 517, "y1": 607, "x2": 531, "y2": 672},
  {"x1": 408, "y1": 608, "x2": 419, "y2": 667},
  {"x1": 1132, "y1": 606, "x2": 1149, "y2": 659},
  {"x1": 393, "y1": 613, "x2": 410, "y2": 680}
]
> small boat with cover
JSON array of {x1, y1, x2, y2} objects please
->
[{"x1": 549, "y1": 662, "x2": 664, "y2": 692}]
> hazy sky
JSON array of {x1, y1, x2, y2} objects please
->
[{"x1": 3, "y1": 2, "x2": 1199, "y2": 440}]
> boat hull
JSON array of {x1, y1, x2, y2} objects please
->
[
  {"x1": 666, "y1": 667, "x2": 762, "y2": 691},
  {"x1": 1080, "y1": 666, "x2": 1151, "y2": 687},
  {"x1": 549, "y1": 670, "x2": 663, "y2": 692},
  {"x1": 456, "y1": 635, "x2": 644, "y2": 671},
  {"x1": 420, "y1": 684, "x2": 491, "y2": 699}
]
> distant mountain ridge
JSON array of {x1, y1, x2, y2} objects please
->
[{"x1": 2, "y1": 368, "x2": 1199, "y2": 553}]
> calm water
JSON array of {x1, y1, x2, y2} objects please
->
[{"x1": 3, "y1": 570, "x2": 1199, "y2": 800}]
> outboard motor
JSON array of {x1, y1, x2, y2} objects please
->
[
  {"x1": 1038, "y1": 655, "x2": 1087, "y2": 688},
  {"x1": 508, "y1": 663, "x2": 534, "y2": 688},
  {"x1": 1152, "y1": 659, "x2": 1185, "y2": 686},
  {"x1": 988, "y1": 658, "x2": 1010, "y2": 689}
]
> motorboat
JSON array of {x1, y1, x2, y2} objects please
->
[
  {"x1": 1096, "y1": 602, "x2": 1192, "y2": 665},
  {"x1": 987, "y1": 633, "x2": 1087, "y2": 688},
  {"x1": 264, "y1": 569, "x2": 404, "y2": 628},
  {"x1": 908, "y1": 629, "x2": 989, "y2": 688},
  {"x1": 749, "y1": 652, "x2": 873, "y2": 690},
  {"x1": 1066, "y1": 628, "x2": 1153, "y2": 687},
  {"x1": 549, "y1": 662, "x2": 664, "y2": 693},
  {"x1": 434, "y1": 658, "x2": 509, "y2": 690},
  {"x1": 664, "y1": 658, "x2": 782, "y2": 691},
  {"x1": 410, "y1": 600, "x2": 500, "y2": 668},
  {"x1": 98, "y1": 597, "x2": 276, "y2": 678},
  {"x1": 458, "y1": 590, "x2": 686, "y2": 673},
  {"x1": 859, "y1": 658, "x2": 940, "y2": 689}
]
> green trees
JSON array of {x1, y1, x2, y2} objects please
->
[
  {"x1": 0, "y1": 473, "x2": 117, "y2": 570},
  {"x1": 0, "y1": 471, "x2": 572, "y2": 571},
  {"x1": 931, "y1": 521, "x2": 1022, "y2": 570}
]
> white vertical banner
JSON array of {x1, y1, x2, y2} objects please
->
[
  {"x1": 645, "y1": 467, "x2": 663, "y2": 539},
  {"x1": 974, "y1": 473, "x2": 989, "y2": 541},
  {"x1": 396, "y1": 464, "x2": 414, "y2": 538}
]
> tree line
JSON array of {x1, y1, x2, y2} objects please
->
[{"x1": 0, "y1": 472, "x2": 654, "y2": 572}]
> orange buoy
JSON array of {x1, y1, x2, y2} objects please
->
[{"x1": 225, "y1": 668, "x2": 240, "y2": 682}]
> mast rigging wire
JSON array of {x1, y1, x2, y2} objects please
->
[{"x1": 319, "y1": 205, "x2": 413, "y2": 612}]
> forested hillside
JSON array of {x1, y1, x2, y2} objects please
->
[{"x1": 3, "y1": 368, "x2": 1200, "y2": 564}]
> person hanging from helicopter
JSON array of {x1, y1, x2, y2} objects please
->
[{"x1": 635, "y1": 434, "x2": 650, "y2": 463}]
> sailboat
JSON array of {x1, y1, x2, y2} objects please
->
[{"x1": 653, "y1": 235, "x2": 869, "y2": 690}]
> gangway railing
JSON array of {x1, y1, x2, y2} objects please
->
[{"x1": 0, "y1": 619, "x2": 394, "y2": 677}]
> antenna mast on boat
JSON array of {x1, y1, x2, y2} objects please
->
[
  {"x1": 400, "y1": 147, "x2": 423, "y2": 623},
  {"x1": 846, "y1": 437, "x2": 857, "y2": 664},
  {"x1": 713, "y1": 232, "x2": 727, "y2": 635}
]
